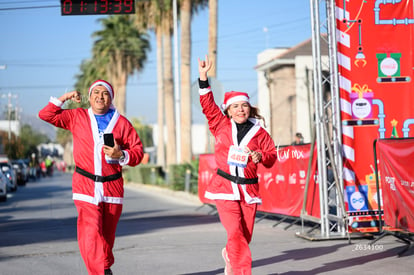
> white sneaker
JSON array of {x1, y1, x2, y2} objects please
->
[{"x1": 222, "y1": 248, "x2": 233, "y2": 275}]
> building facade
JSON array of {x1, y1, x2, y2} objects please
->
[{"x1": 255, "y1": 37, "x2": 329, "y2": 145}]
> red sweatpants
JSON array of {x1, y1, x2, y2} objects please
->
[
  {"x1": 215, "y1": 186, "x2": 258, "y2": 275},
  {"x1": 74, "y1": 200, "x2": 123, "y2": 275}
]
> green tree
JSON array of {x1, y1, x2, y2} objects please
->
[
  {"x1": 93, "y1": 15, "x2": 151, "y2": 115},
  {"x1": 57, "y1": 16, "x2": 151, "y2": 150},
  {"x1": 74, "y1": 58, "x2": 108, "y2": 101},
  {"x1": 135, "y1": 0, "x2": 177, "y2": 166},
  {"x1": 135, "y1": 0, "x2": 168, "y2": 167},
  {"x1": 161, "y1": 1, "x2": 177, "y2": 166},
  {"x1": 19, "y1": 124, "x2": 50, "y2": 158},
  {"x1": 180, "y1": 0, "x2": 208, "y2": 163},
  {"x1": 130, "y1": 117, "x2": 154, "y2": 148},
  {"x1": 135, "y1": 0, "x2": 207, "y2": 165},
  {"x1": 1, "y1": 124, "x2": 50, "y2": 159},
  {"x1": 57, "y1": 51, "x2": 109, "y2": 148}
]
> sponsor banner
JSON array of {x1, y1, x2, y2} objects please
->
[
  {"x1": 197, "y1": 154, "x2": 217, "y2": 205},
  {"x1": 335, "y1": 0, "x2": 414, "y2": 232},
  {"x1": 197, "y1": 144, "x2": 320, "y2": 218},
  {"x1": 376, "y1": 138, "x2": 414, "y2": 232},
  {"x1": 257, "y1": 144, "x2": 320, "y2": 217}
]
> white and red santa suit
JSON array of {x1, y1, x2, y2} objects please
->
[
  {"x1": 199, "y1": 85, "x2": 277, "y2": 275},
  {"x1": 39, "y1": 84, "x2": 143, "y2": 275}
]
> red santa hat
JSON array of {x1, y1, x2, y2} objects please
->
[
  {"x1": 88, "y1": 80, "x2": 114, "y2": 100},
  {"x1": 221, "y1": 91, "x2": 250, "y2": 110}
]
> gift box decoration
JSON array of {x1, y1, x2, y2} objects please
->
[{"x1": 350, "y1": 84, "x2": 373, "y2": 119}]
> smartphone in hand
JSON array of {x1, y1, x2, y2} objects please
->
[{"x1": 103, "y1": 133, "x2": 115, "y2": 147}]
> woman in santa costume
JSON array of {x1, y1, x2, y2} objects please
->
[
  {"x1": 198, "y1": 56, "x2": 277, "y2": 275},
  {"x1": 39, "y1": 80, "x2": 144, "y2": 275}
]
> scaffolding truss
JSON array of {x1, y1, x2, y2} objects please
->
[{"x1": 298, "y1": 0, "x2": 350, "y2": 240}]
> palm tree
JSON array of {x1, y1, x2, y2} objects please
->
[
  {"x1": 135, "y1": 0, "x2": 167, "y2": 167},
  {"x1": 56, "y1": 58, "x2": 108, "y2": 168},
  {"x1": 156, "y1": 24, "x2": 166, "y2": 167},
  {"x1": 208, "y1": 0, "x2": 218, "y2": 78},
  {"x1": 180, "y1": 0, "x2": 192, "y2": 163},
  {"x1": 204, "y1": 0, "x2": 218, "y2": 153},
  {"x1": 92, "y1": 15, "x2": 150, "y2": 115},
  {"x1": 180, "y1": 0, "x2": 208, "y2": 163},
  {"x1": 159, "y1": 4, "x2": 178, "y2": 166},
  {"x1": 75, "y1": 59, "x2": 107, "y2": 100},
  {"x1": 56, "y1": 59, "x2": 104, "y2": 154},
  {"x1": 135, "y1": 0, "x2": 208, "y2": 165},
  {"x1": 56, "y1": 15, "x2": 150, "y2": 168},
  {"x1": 135, "y1": 0, "x2": 177, "y2": 166}
]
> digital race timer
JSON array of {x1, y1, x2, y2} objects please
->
[{"x1": 60, "y1": 0, "x2": 135, "y2": 16}]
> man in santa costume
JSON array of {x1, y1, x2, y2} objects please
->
[
  {"x1": 198, "y1": 56, "x2": 277, "y2": 275},
  {"x1": 39, "y1": 80, "x2": 144, "y2": 275}
]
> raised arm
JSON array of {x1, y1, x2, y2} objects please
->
[
  {"x1": 198, "y1": 55, "x2": 212, "y2": 81},
  {"x1": 58, "y1": 91, "x2": 82, "y2": 104},
  {"x1": 38, "y1": 90, "x2": 81, "y2": 130}
]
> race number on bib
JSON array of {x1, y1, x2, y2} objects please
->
[{"x1": 227, "y1": 145, "x2": 249, "y2": 168}]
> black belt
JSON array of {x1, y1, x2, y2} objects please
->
[
  {"x1": 217, "y1": 169, "x2": 258, "y2": 185},
  {"x1": 75, "y1": 166, "x2": 122, "y2": 182}
]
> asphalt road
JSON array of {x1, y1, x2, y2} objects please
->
[{"x1": 0, "y1": 171, "x2": 413, "y2": 275}]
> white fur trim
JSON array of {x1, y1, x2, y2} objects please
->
[
  {"x1": 204, "y1": 191, "x2": 239, "y2": 201},
  {"x1": 89, "y1": 81, "x2": 114, "y2": 99},
  {"x1": 103, "y1": 196, "x2": 123, "y2": 204},
  {"x1": 224, "y1": 95, "x2": 249, "y2": 109},
  {"x1": 50, "y1": 96, "x2": 64, "y2": 107},
  {"x1": 118, "y1": 150, "x2": 129, "y2": 166},
  {"x1": 199, "y1": 87, "x2": 211, "y2": 96},
  {"x1": 73, "y1": 193, "x2": 96, "y2": 205}
]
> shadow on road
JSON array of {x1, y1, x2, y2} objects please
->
[
  {"x1": 277, "y1": 245, "x2": 413, "y2": 274},
  {"x1": 0, "y1": 172, "x2": 220, "y2": 249},
  {"x1": 179, "y1": 243, "x2": 413, "y2": 275}
]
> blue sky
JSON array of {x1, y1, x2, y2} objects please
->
[{"x1": 0, "y1": 0, "x2": 311, "y2": 125}]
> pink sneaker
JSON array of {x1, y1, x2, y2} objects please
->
[{"x1": 222, "y1": 248, "x2": 233, "y2": 275}]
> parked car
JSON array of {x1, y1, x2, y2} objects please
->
[
  {"x1": 21, "y1": 158, "x2": 31, "y2": 179},
  {"x1": 0, "y1": 169, "x2": 7, "y2": 202},
  {"x1": 0, "y1": 161, "x2": 18, "y2": 191},
  {"x1": 11, "y1": 159, "x2": 29, "y2": 186}
]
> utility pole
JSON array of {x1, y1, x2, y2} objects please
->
[
  {"x1": 0, "y1": 92, "x2": 18, "y2": 142},
  {"x1": 0, "y1": 65, "x2": 6, "y2": 148}
]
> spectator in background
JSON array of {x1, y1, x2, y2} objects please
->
[
  {"x1": 40, "y1": 159, "x2": 47, "y2": 177},
  {"x1": 29, "y1": 153, "x2": 39, "y2": 181},
  {"x1": 60, "y1": 160, "x2": 67, "y2": 172},
  {"x1": 45, "y1": 155, "x2": 53, "y2": 176},
  {"x1": 292, "y1": 132, "x2": 304, "y2": 145}
]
